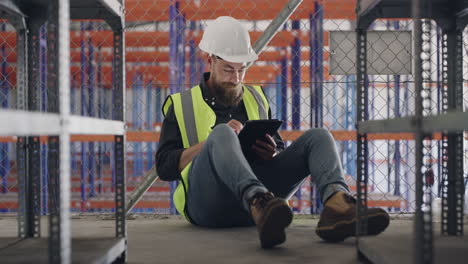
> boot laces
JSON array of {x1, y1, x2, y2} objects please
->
[
  {"x1": 251, "y1": 192, "x2": 274, "y2": 209},
  {"x1": 344, "y1": 193, "x2": 357, "y2": 204}
]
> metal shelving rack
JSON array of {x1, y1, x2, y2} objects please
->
[
  {"x1": 356, "y1": 0, "x2": 467, "y2": 263},
  {"x1": 0, "y1": 0, "x2": 126, "y2": 263}
]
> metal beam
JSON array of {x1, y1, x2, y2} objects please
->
[
  {"x1": 126, "y1": 166, "x2": 158, "y2": 214},
  {"x1": 69, "y1": 116, "x2": 125, "y2": 135},
  {"x1": 358, "y1": 112, "x2": 468, "y2": 134},
  {"x1": 247, "y1": 0, "x2": 303, "y2": 67},
  {"x1": 358, "y1": 117, "x2": 414, "y2": 134},
  {"x1": 0, "y1": 110, "x2": 60, "y2": 135}
]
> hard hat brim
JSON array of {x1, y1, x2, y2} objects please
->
[
  {"x1": 217, "y1": 53, "x2": 258, "y2": 63},
  {"x1": 199, "y1": 43, "x2": 259, "y2": 63}
]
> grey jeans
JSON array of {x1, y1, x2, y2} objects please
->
[{"x1": 185, "y1": 124, "x2": 349, "y2": 227}]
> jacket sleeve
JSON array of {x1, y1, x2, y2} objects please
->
[{"x1": 155, "y1": 105, "x2": 184, "y2": 181}]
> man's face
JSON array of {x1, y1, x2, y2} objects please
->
[{"x1": 208, "y1": 56, "x2": 247, "y2": 106}]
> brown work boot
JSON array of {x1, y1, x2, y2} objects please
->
[
  {"x1": 316, "y1": 191, "x2": 390, "y2": 242},
  {"x1": 250, "y1": 192, "x2": 293, "y2": 248}
]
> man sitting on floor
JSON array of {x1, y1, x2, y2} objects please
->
[{"x1": 156, "y1": 16, "x2": 390, "y2": 248}]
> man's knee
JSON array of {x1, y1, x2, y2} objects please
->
[
  {"x1": 303, "y1": 128, "x2": 334, "y2": 143},
  {"x1": 206, "y1": 124, "x2": 238, "y2": 147}
]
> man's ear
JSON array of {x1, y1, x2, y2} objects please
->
[{"x1": 207, "y1": 54, "x2": 213, "y2": 66}]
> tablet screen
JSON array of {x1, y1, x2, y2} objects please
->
[{"x1": 238, "y1": 119, "x2": 283, "y2": 160}]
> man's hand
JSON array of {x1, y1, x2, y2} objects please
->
[
  {"x1": 179, "y1": 141, "x2": 204, "y2": 172},
  {"x1": 226, "y1": 119, "x2": 243, "y2": 135},
  {"x1": 251, "y1": 134, "x2": 277, "y2": 160}
]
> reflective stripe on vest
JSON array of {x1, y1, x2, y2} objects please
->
[{"x1": 162, "y1": 85, "x2": 269, "y2": 219}]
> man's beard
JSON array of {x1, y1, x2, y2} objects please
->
[{"x1": 213, "y1": 82, "x2": 243, "y2": 107}]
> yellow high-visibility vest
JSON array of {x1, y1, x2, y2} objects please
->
[{"x1": 162, "y1": 84, "x2": 269, "y2": 220}]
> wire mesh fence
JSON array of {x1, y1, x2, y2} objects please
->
[{"x1": 0, "y1": 0, "x2": 467, "y2": 216}]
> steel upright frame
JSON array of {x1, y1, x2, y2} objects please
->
[
  {"x1": 355, "y1": 0, "x2": 467, "y2": 263},
  {"x1": 0, "y1": 0, "x2": 127, "y2": 263}
]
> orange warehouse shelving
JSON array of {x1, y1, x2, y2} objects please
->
[
  {"x1": 2, "y1": 48, "x2": 329, "y2": 63},
  {"x1": 125, "y1": 0, "x2": 356, "y2": 21},
  {"x1": 0, "y1": 30, "x2": 329, "y2": 49}
]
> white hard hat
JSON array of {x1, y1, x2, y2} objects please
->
[{"x1": 199, "y1": 16, "x2": 258, "y2": 63}]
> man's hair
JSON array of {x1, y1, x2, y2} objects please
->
[{"x1": 211, "y1": 54, "x2": 224, "y2": 61}]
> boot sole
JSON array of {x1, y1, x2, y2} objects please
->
[
  {"x1": 315, "y1": 212, "x2": 390, "y2": 243},
  {"x1": 259, "y1": 201, "x2": 293, "y2": 249}
]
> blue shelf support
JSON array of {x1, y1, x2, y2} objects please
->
[
  {"x1": 280, "y1": 53, "x2": 288, "y2": 130},
  {"x1": 80, "y1": 22, "x2": 88, "y2": 208},
  {"x1": 291, "y1": 20, "x2": 301, "y2": 130},
  {"x1": 393, "y1": 21, "x2": 402, "y2": 198},
  {"x1": 0, "y1": 22, "x2": 8, "y2": 194},
  {"x1": 88, "y1": 22, "x2": 96, "y2": 198},
  {"x1": 310, "y1": 2, "x2": 324, "y2": 128},
  {"x1": 189, "y1": 21, "x2": 197, "y2": 86},
  {"x1": 146, "y1": 80, "x2": 154, "y2": 170}
]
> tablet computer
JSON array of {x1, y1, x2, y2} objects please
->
[{"x1": 238, "y1": 119, "x2": 283, "y2": 160}]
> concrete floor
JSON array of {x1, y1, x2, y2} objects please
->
[
  {"x1": 0, "y1": 214, "x2": 361, "y2": 264},
  {"x1": 125, "y1": 215, "x2": 359, "y2": 264},
  {"x1": 2, "y1": 215, "x2": 464, "y2": 264}
]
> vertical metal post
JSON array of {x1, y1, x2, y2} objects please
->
[
  {"x1": 28, "y1": 135, "x2": 41, "y2": 227},
  {"x1": 310, "y1": 13, "x2": 316, "y2": 129},
  {"x1": 436, "y1": 26, "x2": 442, "y2": 198},
  {"x1": 291, "y1": 20, "x2": 301, "y2": 130},
  {"x1": 146, "y1": 80, "x2": 153, "y2": 170},
  {"x1": 314, "y1": 1, "x2": 323, "y2": 128},
  {"x1": 196, "y1": 20, "x2": 205, "y2": 83},
  {"x1": 345, "y1": 75, "x2": 357, "y2": 180},
  {"x1": 48, "y1": 0, "x2": 71, "y2": 262},
  {"x1": 189, "y1": 21, "x2": 197, "y2": 86},
  {"x1": 168, "y1": 0, "x2": 179, "y2": 214},
  {"x1": 134, "y1": 73, "x2": 143, "y2": 177},
  {"x1": 412, "y1": 1, "x2": 433, "y2": 262},
  {"x1": 403, "y1": 73, "x2": 411, "y2": 209},
  {"x1": 342, "y1": 77, "x2": 349, "y2": 175},
  {"x1": 275, "y1": 75, "x2": 282, "y2": 121},
  {"x1": 155, "y1": 85, "x2": 162, "y2": 123},
  {"x1": 17, "y1": 136, "x2": 27, "y2": 236},
  {"x1": 40, "y1": 25, "x2": 48, "y2": 215},
  {"x1": 0, "y1": 22, "x2": 8, "y2": 194},
  {"x1": 40, "y1": 25, "x2": 47, "y2": 112},
  {"x1": 309, "y1": 2, "x2": 324, "y2": 213},
  {"x1": 394, "y1": 86, "x2": 401, "y2": 197},
  {"x1": 16, "y1": 23, "x2": 27, "y2": 113},
  {"x1": 131, "y1": 75, "x2": 137, "y2": 178},
  {"x1": 25, "y1": 18, "x2": 42, "y2": 238},
  {"x1": 413, "y1": 9, "x2": 424, "y2": 264},
  {"x1": 15, "y1": 18, "x2": 28, "y2": 237},
  {"x1": 367, "y1": 75, "x2": 375, "y2": 192},
  {"x1": 97, "y1": 45, "x2": 103, "y2": 194},
  {"x1": 178, "y1": 11, "x2": 186, "y2": 90},
  {"x1": 38, "y1": 23, "x2": 49, "y2": 219},
  {"x1": 112, "y1": 21, "x2": 127, "y2": 242},
  {"x1": 41, "y1": 140, "x2": 48, "y2": 216},
  {"x1": 88, "y1": 22, "x2": 95, "y2": 198},
  {"x1": 80, "y1": 22, "x2": 87, "y2": 211},
  {"x1": 441, "y1": 24, "x2": 464, "y2": 236},
  {"x1": 356, "y1": 27, "x2": 368, "y2": 238},
  {"x1": 169, "y1": 0, "x2": 178, "y2": 95},
  {"x1": 421, "y1": 18, "x2": 434, "y2": 262},
  {"x1": 386, "y1": 70, "x2": 392, "y2": 194},
  {"x1": 280, "y1": 53, "x2": 288, "y2": 130},
  {"x1": 290, "y1": 20, "x2": 301, "y2": 211},
  {"x1": 393, "y1": 21, "x2": 401, "y2": 199}
]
